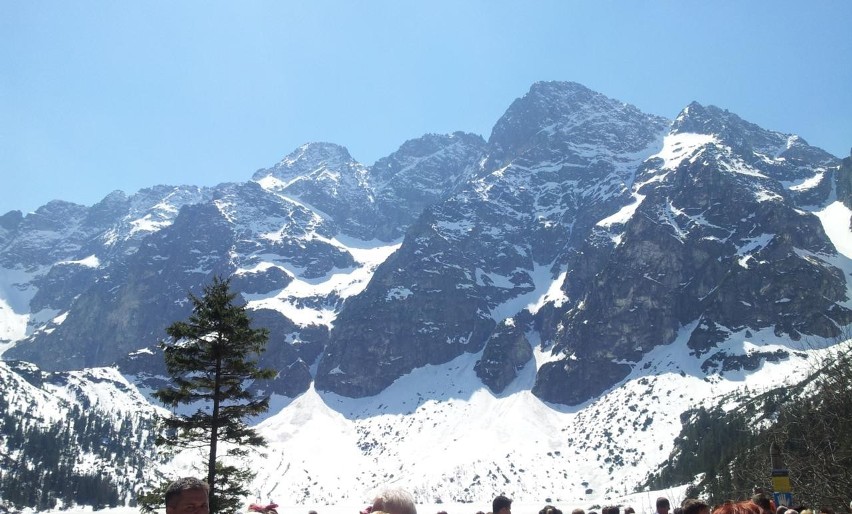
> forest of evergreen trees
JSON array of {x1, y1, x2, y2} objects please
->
[
  {"x1": 0, "y1": 395, "x2": 158, "y2": 512},
  {"x1": 645, "y1": 341, "x2": 852, "y2": 511}
]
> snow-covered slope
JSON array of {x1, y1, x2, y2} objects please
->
[
  {"x1": 235, "y1": 324, "x2": 839, "y2": 506},
  {"x1": 1, "y1": 81, "x2": 851, "y2": 511},
  {"x1": 0, "y1": 361, "x2": 166, "y2": 507}
]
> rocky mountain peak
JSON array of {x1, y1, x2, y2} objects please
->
[
  {"x1": 0, "y1": 210, "x2": 23, "y2": 232},
  {"x1": 669, "y1": 102, "x2": 838, "y2": 195},
  {"x1": 2, "y1": 80, "x2": 850, "y2": 511},
  {"x1": 672, "y1": 102, "x2": 792, "y2": 156},
  {"x1": 2, "y1": 81, "x2": 849, "y2": 410},
  {"x1": 252, "y1": 142, "x2": 360, "y2": 185},
  {"x1": 488, "y1": 81, "x2": 668, "y2": 165},
  {"x1": 371, "y1": 131, "x2": 485, "y2": 185},
  {"x1": 367, "y1": 131, "x2": 487, "y2": 240}
]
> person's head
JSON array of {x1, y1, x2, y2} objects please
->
[
  {"x1": 602, "y1": 507, "x2": 620, "y2": 514},
  {"x1": 752, "y1": 494, "x2": 773, "y2": 514},
  {"x1": 625, "y1": 508, "x2": 635, "y2": 514},
  {"x1": 372, "y1": 488, "x2": 417, "y2": 514},
  {"x1": 657, "y1": 498, "x2": 671, "y2": 514},
  {"x1": 682, "y1": 499, "x2": 710, "y2": 514},
  {"x1": 713, "y1": 501, "x2": 764, "y2": 514},
  {"x1": 572, "y1": 509, "x2": 586, "y2": 514},
  {"x1": 164, "y1": 477, "x2": 209, "y2": 514},
  {"x1": 493, "y1": 496, "x2": 512, "y2": 514}
]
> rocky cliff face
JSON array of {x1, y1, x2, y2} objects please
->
[
  {"x1": 531, "y1": 104, "x2": 849, "y2": 404},
  {"x1": 1, "y1": 81, "x2": 849, "y2": 407},
  {"x1": 316, "y1": 82, "x2": 671, "y2": 397}
]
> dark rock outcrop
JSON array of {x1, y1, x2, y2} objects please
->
[{"x1": 1, "y1": 82, "x2": 848, "y2": 407}]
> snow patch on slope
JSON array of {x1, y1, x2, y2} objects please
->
[
  {"x1": 648, "y1": 133, "x2": 716, "y2": 170},
  {"x1": 245, "y1": 236, "x2": 401, "y2": 327},
  {"x1": 597, "y1": 194, "x2": 646, "y2": 228},
  {"x1": 815, "y1": 201, "x2": 852, "y2": 258},
  {"x1": 233, "y1": 320, "x2": 837, "y2": 508},
  {"x1": 0, "y1": 267, "x2": 39, "y2": 350},
  {"x1": 784, "y1": 170, "x2": 826, "y2": 192},
  {"x1": 57, "y1": 255, "x2": 101, "y2": 268},
  {"x1": 489, "y1": 263, "x2": 569, "y2": 322}
]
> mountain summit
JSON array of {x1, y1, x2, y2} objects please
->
[{"x1": 1, "y1": 81, "x2": 850, "y2": 505}]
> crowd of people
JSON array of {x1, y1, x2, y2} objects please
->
[
  {"x1": 160, "y1": 477, "x2": 848, "y2": 514},
  {"x1": 478, "y1": 494, "x2": 844, "y2": 514},
  {"x1": 468, "y1": 494, "x2": 844, "y2": 514}
]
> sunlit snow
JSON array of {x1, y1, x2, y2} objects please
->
[
  {"x1": 57, "y1": 255, "x2": 101, "y2": 268},
  {"x1": 488, "y1": 263, "x2": 568, "y2": 321},
  {"x1": 245, "y1": 236, "x2": 401, "y2": 327},
  {"x1": 783, "y1": 170, "x2": 826, "y2": 192},
  {"x1": 176, "y1": 321, "x2": 845, "y2": 511},
  {"x1": 0, "y1": 267, "x2": 38, "y2": 348},
  {"x1": 735, "y1": 234, "x2": 774, "y2": 268},
  {"x1": 130, "y1": 214, "x2": 174, "y2": 235},
  {"x1": 647, "y1": 133, "x2": 716, "y2": 171},
  {"x1": 597, "y1": 194, "x2": 646, "y2": 228},
  {"x1": 815, "y1": 201, "x2": 852, "y2": 258}
]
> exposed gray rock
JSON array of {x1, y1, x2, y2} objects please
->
[
  {"x1": 474, "y1": 317, "x2": 533, "y2": 393},
  {"x1": 1, "y1": 81, "x2": 849, "y2": 409},
  {"x1": 534, "y1": 101, "x2": 848, "y2": 405}
]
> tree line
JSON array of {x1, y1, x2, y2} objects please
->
[
  {"x1": 645, "y1": 339, "x2": 852, "y2": 511},
  {"x1": 2, "y1": 276, "x2": 850, "y2": 513},
  {"x1": 0, "y1": 400, "x2": 157, "y2": 510}
]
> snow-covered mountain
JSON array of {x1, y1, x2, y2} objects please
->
[
  {"x1": 1, "y1": 81, "x2": 851, "y2": 509},
  {"x1": 0, "y1": 359, "x2": 165, "y2": 509}
]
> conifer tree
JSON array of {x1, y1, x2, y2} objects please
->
[{"x1": 152, "y1": 276, "x2": 276, "y2": 514}]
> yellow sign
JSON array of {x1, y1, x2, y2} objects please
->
[{"x1": 772, "y1": 475, "x2": 791, "y2": 492}]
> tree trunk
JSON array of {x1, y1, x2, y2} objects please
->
[{"x1": 208, "y1": 348, "x2": 223, "y2": 512}]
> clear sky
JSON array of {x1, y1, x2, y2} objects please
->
[{"x1": 2, "y1": 1, "x2": 851, "y2": 215}]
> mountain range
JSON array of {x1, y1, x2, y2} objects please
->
[{"x1": 1, "y1": 81, "x2": 850, "y2": 509}]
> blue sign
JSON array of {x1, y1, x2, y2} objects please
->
[{"x1": 774, "y1": 492, "x2": 793, "y2": 508}]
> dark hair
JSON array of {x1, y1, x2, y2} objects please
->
[
  {"x1": 751, "y1": 495, "x2": 772, "y2": 513},
  {"x1": 682, "y1": 499, "x2": 709, "y2": 514},
  {"x1": 165, "y1": 477, "x2": 209, "y2": 507},
  {"x1": 658, "y1": 498, "x2": 671, "y2": 510},
  {"x1": 493, "y1": 496, "x2": 512, "y2": 513},
  {"x1": 602, "y1": 507, "x2": 620, "y2": 514}
]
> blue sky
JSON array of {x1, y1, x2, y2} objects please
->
[{"x1": 2, "y1": 1, "x2": 851, "y2": 215}]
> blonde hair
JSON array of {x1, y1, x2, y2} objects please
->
[{"x1": 372, "y1": 489, "x2": 416, "y2": 514}]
